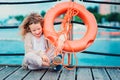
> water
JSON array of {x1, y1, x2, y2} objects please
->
[
  {"x1": 0, "y1": 28, "x2": 120, "y2": 67},
  {"x1": 75, "y1": 39, "x2": 120, "y2": 66}
]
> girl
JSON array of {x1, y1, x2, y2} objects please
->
[{"x1": 19, "y1": 13, "x2": 62, "y2": 71}]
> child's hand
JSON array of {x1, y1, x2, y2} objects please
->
[
  {"x1": 42, "y1": 61, "x2": 50, "y2": 66},
  {"x1": 42, "y1": 55, "x2": 50, "y2": 63}
]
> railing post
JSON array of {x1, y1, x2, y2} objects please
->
[{"x1": 68, "y1": 0, "x2": 74, "y2": 66}]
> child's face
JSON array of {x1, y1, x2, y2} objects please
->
[{"x1": 29, "y1": 23, "x2": 42, "y2": 38}]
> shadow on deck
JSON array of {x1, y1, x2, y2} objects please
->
[{"x1": 0, "y1": 65, "x2": 120, "y2": 80}]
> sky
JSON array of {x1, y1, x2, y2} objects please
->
[
  {"x1": 0, "y1": 0, "x2": 48, "y2": 2},
  {"x1": 0, "y1": 0, "x2": 98, "y2": 19},
  {"x1": 0, "y1": 0, "x2": 56, "y2": 19}
]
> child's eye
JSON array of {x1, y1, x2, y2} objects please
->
[
  {"x1": 38, "y1": 28, "x2": 41, "y2": 30},
  {"x1": 32, "y1": 30, "x2": 36, "y2": 32}
]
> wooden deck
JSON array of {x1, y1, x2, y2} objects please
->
[{"x1": 0, "y1": 65, "x2": 120, "y2": 80}]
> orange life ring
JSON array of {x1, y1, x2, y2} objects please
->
[{"x1": 43, "y1": 2, "x2": 97, "y2": 52}]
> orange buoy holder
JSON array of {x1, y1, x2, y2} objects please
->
[{"x1": 44, "y1": 2, "x2": 98, "y2": 52}]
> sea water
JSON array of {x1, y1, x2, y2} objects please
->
[{"x1": 0, "y1": 28, "x2": 120, "y2": 67}]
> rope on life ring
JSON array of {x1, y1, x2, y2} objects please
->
[{"x1": 44, "y1": 2, "x2": 98, "y2": 53}]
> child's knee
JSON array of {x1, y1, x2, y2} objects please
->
[{"x1": 25, "y1": 53, "x2": 35, "y2": 59}]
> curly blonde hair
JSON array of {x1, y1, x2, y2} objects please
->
[{"x1": 19, "y1": 13, "x2": 44, "y2": 39}]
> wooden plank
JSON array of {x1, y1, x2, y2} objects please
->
[
  {"x1": 59, "y1": 68, "x2": 76, "y2": 80},
  {"x1": 0, "y1": 66, "x2": 5, "y2": 71},
  {"x1": 77, "y1": 68, "x2": 93, "y2": 80},
  {"x1": 5, "y1": 67, "x2": 30, "y2": 80},
  {"x1": 41, "y1": 68, "x2": 61, "y2": 80},
  {"x1": 106, "y1": 68, "x2": 120, "y2": 80},
  {"x1": 23, "y1": 69, "x2": 48, "y2": 80},
  {"x1": 0, "y1": 66, "x2": 19, "y2": 80},
  {"x1": 0, "y1": 65, "x2": 119, "y2": 80},
  {"x1": 92, "y1": 68, "x2": 110, "y2": 80}
]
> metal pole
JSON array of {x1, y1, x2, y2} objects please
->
[{"x1": 69, "y1": 0, "x2": 74, "y2": 65}]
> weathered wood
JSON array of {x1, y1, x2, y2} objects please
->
[
  {"x1": 77, "y1": 68, "x2": 93, "y2": 80},
  {"x1": 92, "y1": 68, "x2": 110, "y2": 80},
  {"x1": 0, "y1": 66, "x2": 5, "y2": 71},
  {"x1": 41, "y1": 68, "x2": 61, "y2": 80},
  {"x1": 0, "y1": 65, "x2": 120, "y2": 80},
  {"x1": 59, "y1": 68, "x2": 76, "y2": 80},
  {"x1": 5, "y1": 67, "x2": 30, "y2": 80},
  {"x1": 23, "y1": 69, "x2": 48, "y2": 80},
  {"x1": 106, "y1": 68, "x2": 120, "y2": 80},
  {"x1": 0, "y1": 66, "x2": 19, "y2": 80}
]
